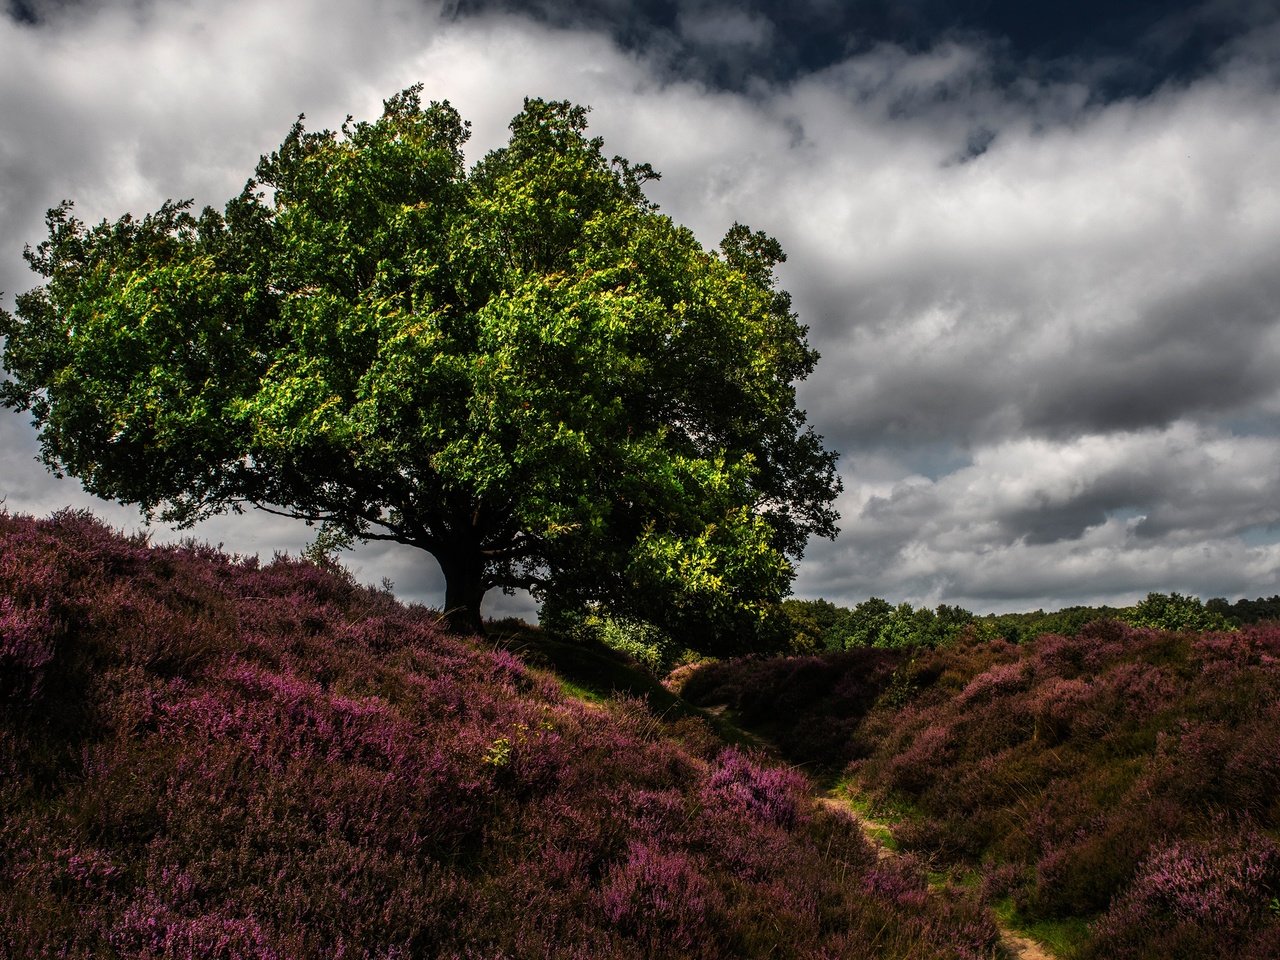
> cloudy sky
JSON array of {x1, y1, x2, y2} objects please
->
[{"x1": 2, "y1": 0, "x2": 1279, "y2": 617}]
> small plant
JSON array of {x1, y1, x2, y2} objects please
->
[
  {"x1": 300, "y1": 523, "x2": 355, "y2": 568},
  {"x1": 882, "y1": 656, "x2": 919, "y2": 707},
  {"x1": 483, "y1": 736, "x2": 513, "y2": 768}
]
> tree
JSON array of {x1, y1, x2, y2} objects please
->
[
  {"x1": 0, "y1": 87, "x2": 840, "y2": 643},
  {"x1": 845, "y1": 597, "x2": 894, "y2": 648},
  {"x1": 778, "y1": 598, "x2": 836, "y2": 653},
  {"x1": 1122, "y1": 592, "x2": 1231, "y2": 632}
]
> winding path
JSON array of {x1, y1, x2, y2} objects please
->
[
  {"x1": 814, "y1": 793, "x2": 1054, "y2": 960},
  {"x1": 692, "y1": 703, "x2": 1056, "y2": 957}
]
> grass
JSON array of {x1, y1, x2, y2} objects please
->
[
  {"x1": 554, "y1": 675, "x2": 610, "y2": 704},
  {"x1": 831, "y1": 776, "x2": 932, "y2": 851},
  {"x1": 835, "y1": 790, "x2": 901, "y2": 852},
  {"x1": 994, "y1": 898, "x2": 1091, "y2": 957}
]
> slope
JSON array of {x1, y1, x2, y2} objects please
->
[{"x1": 1, "y1": 510, "x2": 1001, "y2": 959}]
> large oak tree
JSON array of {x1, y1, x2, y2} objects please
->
[{"x1": 1, "y1": 87, "x2": 840, "y2": 643}]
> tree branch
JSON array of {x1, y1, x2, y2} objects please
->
[{"x1": 247, "y1": 501, "x2": 426, "y2": 547}]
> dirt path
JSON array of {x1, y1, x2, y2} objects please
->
[
  {"x1": 683, "y1": 701, "x2": 1057, "y2": 959},
  {"x1": 815, "y1": 791, "x2": 1055, "y2": 960},
  {"x1": 814, "y1": 796, "x2": 896, "y2": 860},
  {"x1": 1000, "y1": 930, "x2": 1055, "y2": 960}
]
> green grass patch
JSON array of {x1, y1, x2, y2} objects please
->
[
  {"x1": 836, "y1": 779, "x2": 923, "y2": 819},
  {"x1": 927, "y1": 867, "x2": 982, "y2": 890},
  {"x1": 554, "y1": 677, "x2": 608, "y2": 704},
  {"x1": 993, "y1": 898, "x2": 1091, "y2": 958},
  {"x1": 826, "y1": 781, "x2": 912, "y2": 852}
]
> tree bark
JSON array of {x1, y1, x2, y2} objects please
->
[{"x1": 439, "y1": 551, "x2": 487, "y2": 636}]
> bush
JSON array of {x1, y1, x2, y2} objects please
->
[
  {"x1": 549, "y1": 608, "x2": 691, "y2": 677},
  {"x1": 1088, "y1": 828, "x2": 1280, "y2": 959},
  {"x1": 1122, "y1": 591, "x2": 1233, "y2": 632},
  {"x1": 0, "y1": 597, "x2": 57, "y2": 704},
  {"x1": 680, "y1": 649, "x2": 901, "y2": 768}
]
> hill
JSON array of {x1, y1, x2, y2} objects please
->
[
  {"x1": 0, "y1": 510, "x2": 999, "y2": 959},
  {"x1": 681, "y1": 623, "x2": 1280, "y2": 958}
]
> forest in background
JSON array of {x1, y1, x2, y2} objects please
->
[{"x1": 775, "y1": 591, "x2": 1280, "y2": 652}]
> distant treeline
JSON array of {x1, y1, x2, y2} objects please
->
[
  {"x1": 781, "y1": 592, "x2": 1280, "y2": 651},
  {"x1": 559, "y1": 592, "x2": 1280, "y2": 677}
]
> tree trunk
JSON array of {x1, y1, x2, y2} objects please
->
[{"x1": 440, "y1": 551, "x2": 486, "y2": 636}]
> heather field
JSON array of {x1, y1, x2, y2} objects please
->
[
  {"x1": 682, "y1": 623, "x2": 1280, "y2": 958},
  {"x1": 0, "y1": 511, "x2": 1004, "y2": 959}
]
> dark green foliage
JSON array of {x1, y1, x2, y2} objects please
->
[
  {"x1": 679, "y1": 649, "x2": 902, "y2": 769},
  {"x1": 845, "y1": 597, "x2": 896, "y2": 647},
  {"x1": 779, "y1": 597, "x2": 974, "y2": 651},
  {"x1": 974, "y1": 605, "x2": 1128, "y2": 643},
  {"x1": 551, "y1": 610, "x2": 689, "y2": 677},
  {"x1": 1219, "y1": 594, "x2": 1280, "y2": 625},
  {"x1": 975, "y1": 591, "x2": 1280, "y2": 644},
  {"x1": 1121, "y1": 591, "x2": 1233, "y2": 631}
]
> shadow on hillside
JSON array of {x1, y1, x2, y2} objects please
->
[
  {"x1": 485, "y1": 620, "x2": 770, "y2": 752},
  {"x1": 675, "y1": 648, "x2": 905, "y2": 777}
]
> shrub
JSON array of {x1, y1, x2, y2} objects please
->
[
  {"x1": 599, "y1": 842, "x2": 720, "y2": 957},
  {"x1": 680, "y1": 648, "x2": 901, "y2": 767},
  {"x1": 1122, "y1": 591, "x2": 1233, "y2": 632},
  {"x1": 1088, "y1": 828, "x2": 1280, "y2": 959},
  {"x1": 703, "y1": 747, "x2": 808, "y2": 829},
  {"x1": 553, "y1": 608, "x2": 688, "y2": 677},
  {"x1": 0, "y1": 597, "x2": 57, "y2": 704}
]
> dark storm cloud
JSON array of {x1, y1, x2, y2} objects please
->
[
  {"x1": 802, "y1": 248, "x2": 1280, "y2": 454},
  {"x1": 736, "y1": 54, "x2": 1280, "y2": 471},
  {"x1": 5, "y1": 0, "x2": 36, "y2": 22},
  {"x1": 450, "y1": 0, "x2": 1280, "y2": 97},
  {"x1": 1023, "y1": 265, "x2": 1280, "y2": 437}
]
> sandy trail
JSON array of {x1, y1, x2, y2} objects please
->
[{"x1": 1000, "y1": 930, "x2": 1055, "y2": 960}]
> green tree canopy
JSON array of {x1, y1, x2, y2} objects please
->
[
  {"x1": 1, "y1": 87, "x2": 840, "y2": 645},
  {"x1": 1122, "y1": 592, "x2": 1232, "y2": 632}
]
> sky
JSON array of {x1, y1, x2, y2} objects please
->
[{"x1": 2, "y1": 0, "x2": 1279, "y2": 618}]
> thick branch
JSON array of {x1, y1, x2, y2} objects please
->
[
  {"x1": 487, "y1": 572, "x2": 551, "y2": 593},
  {"x1": 479, "y1": 534, "x2": 539, "y2": 561},
  {"x1": 247, "y1": 500, "x2": 434, "y2": 549}
]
